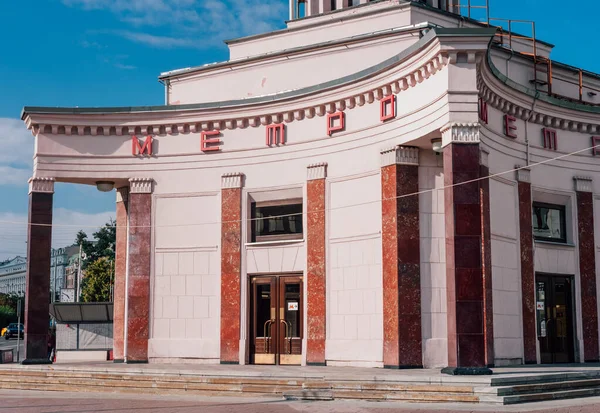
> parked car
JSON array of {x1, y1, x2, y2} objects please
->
[{"x1": 4, "y1": 323, "x2": 23, "y2": 340}]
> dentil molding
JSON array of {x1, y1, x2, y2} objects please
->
[
  {"x1": 307, "y1": 162, "x2": 328, "y2": 181},
  {"x1": 28, "y1": 177, "x2": 55, "y2": 194},
  {"x1": 129, "y1": 178, "x2": 154, "y2": 194},
  {"x1": 28, "y1": 52, "x2": 450, "y2": 137},
  {"x1": 380, "y1": 146, "x2": 419, "y2": 167},
  {"x1": 221, "y1": 172, "x2": 244, "y2": 189},
  {"x1": 440, "y1": 122, "x2": 480, "y2": 147},
  {"x1": 574, "y1": 176, "x2": 593, "y2": 193}
]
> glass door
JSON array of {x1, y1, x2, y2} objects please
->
[
  {"x1": 249, "y1": 275, "x2": 303, "y2": 365},
  {"x1": 537, "y1": 274, "x2": 575, "y2": 364}
]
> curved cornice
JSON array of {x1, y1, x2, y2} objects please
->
[
  {"x1": 479, "y1": 51, "x2": 600, "y2": 134},
  {"x1": 22, "y1": 28, "x2": 495, "y2": 137}
]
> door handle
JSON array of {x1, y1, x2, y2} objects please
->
[
  {"x1": 280, "y1": 319, "x2": 291, "y2": 354},
  {"x1": 263, "y1": 319, "x2": 274, "y2": 353}
]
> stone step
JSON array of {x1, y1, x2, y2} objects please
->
[
  {"x1": 496, "y1": 379, "x2": 600, "y2": 396},
  {"x1": 501, "y1": 387, "x2": 600, "y2": 405},
  {"x1": 284, "y1": 389, "x2": 478, "y2": 403}
]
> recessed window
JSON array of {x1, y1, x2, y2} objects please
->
[
  {"x1": 251, "y1": 199, "x2": 303, "y2": 243},
  {"x1": 532, "y1": 202, "x2": 567, "y2": 243}
]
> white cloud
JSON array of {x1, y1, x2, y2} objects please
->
[
  {"x1": 0, "y1": 209, "x2": 114, "y2": 262},
  {"x1": 64, "y1": 0, "x2": 287, "y2": 49},
  {"x1": 0, "y1": 118, "x2": 33, "y2": 186}
]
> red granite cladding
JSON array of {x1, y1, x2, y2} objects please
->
[
  {"x1": 443, "y1": 144, "x2": 486, "y2": 368},
  {"x1": 518, "y1": 181, "x2": 537, "y2": 364},
  {"x1": 480, "y1": 164, "x2": 494, "y2": 367},
  {"x1": 220, "y1": 187, "x2": 242, "y2": 364},
  {"x1": 126, "y1": 192, "x2": 152, "y2": 363},
  {"x1": 24, "y1": 192, "x2": 53, "y2": 363},
  {"x1": 113, "y1": 194, "x2": 128, "y2": 362},
  {"x1": 381, "y1": 163, "x2": 422, "y2": 368},
  {"x1": 306, "y1": 178, "x2": 326, "y2": 365},
  {"x1": 576, "y1": 190, "x2": 600, "y2": 362}
]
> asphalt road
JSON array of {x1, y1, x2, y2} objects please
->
[
  {"x1": 0, "y1": 336, "x2": 25, "y2": 362},
  {"x1": 1, "y1": 391, "x2": 600, "y2": 413}
]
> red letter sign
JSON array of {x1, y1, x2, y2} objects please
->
[
  {"x1": 266, "y1": 124, "x2": 285, "y2": 146},
  {"x1": 132, "y1": 135, "x2": 152, "y2": 156},
  {"x1": 542, "y1": 128, "x2": 558, "y2": 151},
  {"x1": 380, "y1": 95, "x2": 396, "y2": 122},
  {"x1": 504, "y1": 114, "x2": 517, "y2": 138},
  {"x1": 327, "y1": 111, "x2": 345, "y2": 136},
  {"x1": 479, "y1": 98, "x2": 488, "y2": 124},
  {"x1": 201, "y1": 130, "x2": 221, "y2": 152}
]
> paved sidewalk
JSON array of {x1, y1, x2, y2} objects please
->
[{"x1": 2, "y1": 390, "x2": 600, "y2": 413}]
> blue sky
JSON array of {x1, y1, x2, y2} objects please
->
[{"x1": 0, "y1": 0, "x2": 598, "y2": 259}]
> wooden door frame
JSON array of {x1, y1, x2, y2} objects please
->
[
  {"x1": 535, "y1": 272, "x2": 577, "y2": 364},
  {"x1": 247, "y1": 273, "x2": 303, "y2": 365}
]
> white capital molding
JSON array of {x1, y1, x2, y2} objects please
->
[
  {"x1": 307, "y1": 162, "x2": 328, "y2": 181},
  {"x1": 221, "y1": 172, "x2": 244, "y2": 189},
  {"x1": 480, "y1": 149, "x2": 489, "y2": 167},
  {"x1": 116, "y1": 187, "x2": 129, "y2": 203},
  {"x1": 28, "y1": 177, "x2": 55, "y2": 194},
  {"x1": 129, "y1": 178, "x2": 154, "y2": 194},
  {"x1": 440, "y1": 122, "x2": 480, "y2": 147},
  {"x1": 574, "y1": 176, "x2": 593, "y2": 193},
  {"x1": 515, "y1": 167, "x2": 531, "y2": 183},
  {"x1": 25, "y1": 51, "x2": 449, "y2": 137},
  {"x1": 380, "y1": 146, "x2": 419, "y2": 167}
]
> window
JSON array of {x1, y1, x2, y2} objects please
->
[
  {"x1": 330, "y1": 0, "x2": 336, "y2": 11},
  {"x1": 251, "y1": 199, "x2": 303, "y2": 242},
  {"x1": 532, "y1": 202, "x2": 567, "y2": 243}
]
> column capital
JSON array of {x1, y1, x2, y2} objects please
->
[
  {"x1": 28, "y1": 177, "x2": 55, "y2": 194},
  {"x1": 516, "y1": 167, "x2": 531, "y2": 183},
  {"x1": 574, "y1": 176, "x2": 593, "y2": 193},
  {"x1": 307, "y1": 162, "x2": 328, "y2": 181},
  {"x1": 221, "y1": 172, "x2": 244, "y2": 189},
  {"x1": 441, "y1": 122, "x2": 480, "y2": 147},
  {"x1": 128, "y1": 178, "x2": 154, "y2": 194},
  {"x1": 380, "y1": 146, "x2": 419, "y2": 167},
  {"x1": 116, "y1": 187, "x2": 129, "y2": 203}
]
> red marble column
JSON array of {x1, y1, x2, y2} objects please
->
[
  {"x1": 480, "y1": 151, "x2": 494, "y2": 367},
  {"x1": 125, "y1": 178, "x2": 153, "y2": 363},
  {"x1": 306, "y1": 163, "x2": 327, "y2": 366},
  {"x1": 113, "y1": 187, "x2": 128, "y2": 363},
  {"x1": 381, "y1": 147, "x2": 422, "y2": 369},
  {"x1": 441, "y1": 124, "x2": 491, "y2": 375},
  {"x1": 23, "y1": 178, "x2": 54, "y2": 365},
  {"x1": 575, "y1": 177, "x2": 599, "y2": 362},
  {"x1": 220, "y1": 173, "x2": 244, "y2": 364},
  {"x1": 517, "y1": 169, "x2": 537, "y2": 364}
]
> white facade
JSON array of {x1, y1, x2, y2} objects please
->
[{"x1": 20, "y1": 0, "x2": 600, "y2": 368}]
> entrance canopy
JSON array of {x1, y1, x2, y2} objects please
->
[{"x1": 50, "y1": 303, "x2": 113, "y2": 323}]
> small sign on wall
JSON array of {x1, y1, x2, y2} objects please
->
[
  {"x1": 536, "y1": 302, "x2": 544, "y2": 310},
  {"x1": 287, "y1": 302, "x2": 298, "y2": 311}
]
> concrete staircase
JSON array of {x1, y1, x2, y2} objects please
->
[{"x1": 0, "y1": 367, "x2": 600, "y2": 405}]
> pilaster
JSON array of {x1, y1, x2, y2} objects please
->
[
  {"x1": 516, "y1": 167, "x2": 536, "y2": 364},
  {"x1": 125, "y1": 178, "x2": 153, "y2": 363},
  {"x1": 479, "y1": 150, "x2": 494, "y2": 367},
  {"x1": 220, "y1": 172, "x2": 244, "y2": 364},
  {"x1": 23, "y1": 177, "x2": 55, "y2": 364},
  {"x1": 574, "y1": 177, "x2": 599, "y2": 362},
  {"x1": 306, "y1": 162, "x2": 327, "y2": 365},
  {"x1": 113, "y1": 187, "x2": 129, "y2": 363},
  {"x1": 380, "y1": 146, "x2": 422, "y2": 369}
]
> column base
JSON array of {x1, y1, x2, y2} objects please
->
[
  {"x1": 219, "y1": 361, "x2": 239, "y2": 365},
  {"x1": 384, "y1": 364, "x2": 423, "y2": 369},
  {"x1": 113, "y1": 359, "x2": 125, "y2": 363},
  {"x1": 306, "y1": 362, "x2": 326, "y2": 367},
  {"x1": 441, "y1": 367, "x2": 493, "y2": 376},
  {"x1": 125, "y1": 360, "x2": 148, "y2": 364},
  {"x1": 21, "y1": 359, "x2": 53, "y2": 365}
]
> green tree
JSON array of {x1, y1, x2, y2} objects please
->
[
  {"x1": 80, "y1": 257, "x2": 113, "y2": 303},
  {"x1": 75, "y1": 219, "x2": 116, "y2": 269}
]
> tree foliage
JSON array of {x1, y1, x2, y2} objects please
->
[
  {"x1": 80, "y1": 257, "x2": 113, "y2": 303},
  {"x1": 75, "y1": 219, "x2": 116, "y2": 270}
]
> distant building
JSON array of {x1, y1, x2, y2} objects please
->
[{"x1": 0, "y1": 246, "x2": 79, "y2": 300}]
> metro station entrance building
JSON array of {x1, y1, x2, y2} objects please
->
[{"x1": 20, "y1": 1, "x2": 600, "y2": 371}]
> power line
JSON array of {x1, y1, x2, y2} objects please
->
[{"x1": 0, "y1": 142, "x2": 597, "y2": 230}]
